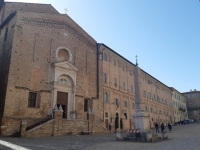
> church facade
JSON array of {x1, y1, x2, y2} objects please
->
[{"x1": 0, "y1": 1, "x2": 174, "y2": 137}]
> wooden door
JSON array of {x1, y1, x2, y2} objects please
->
[{"x1": 57, "y1": 91, "x2": 68, "y2": 118}]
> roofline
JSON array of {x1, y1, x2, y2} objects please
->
[
  {"x1": 4, "y1": 2, "x2": 59, "y2": 13},
  {"x1": 140, "y1": 68, "x2": 172, "y2": 91},
  {"x1": 182, "y1": 91, "x2": 200, "y2": 94},
  {"x1": 169, "y1": 87, "x2": 187, "y2": 98},
  {"x1": 98, "y1": 43, "x2": 136, "y2": 67},
  {"x1": 98, "y1": 43, "x2": 172, "y2": 91}
]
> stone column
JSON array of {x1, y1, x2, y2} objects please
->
[
  {"x1": 53, "y1": 105, "x2": 63, "y2": 136},
  {"x1": 20, "y1": 120, "x2": 27, "y2": 137},
  {"x1": 132, "y1": 64, "x2": 152, "y2": 142}
]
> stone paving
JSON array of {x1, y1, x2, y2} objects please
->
[{"x1": 0, "y1": 122, "x2": 200, "y2": 150}]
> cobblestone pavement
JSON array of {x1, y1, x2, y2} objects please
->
[{"x1": 0, "y1": 122, "x2": 200, "y2": 150}]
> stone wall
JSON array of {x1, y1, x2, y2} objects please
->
[{"x1": 20, "y1": 111, "x2": 109, "y2": 137}]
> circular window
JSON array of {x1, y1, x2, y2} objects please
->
[
  {"x1": 56, "y1": 47, "x2": 72, "y2": 62},
  {"x1": 58, "y1": 49, "x2": 69, "y2": 61}
]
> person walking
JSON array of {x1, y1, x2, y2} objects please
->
[
  {"x1": 161, "y1": 123, "x2": 165, "y2": 133},
  {"x1": 168, "y1": 123, "x2": 172, "y2": 132},
  {"x1": 155, "y1": 122, "x2": 159, "y2": 133}
]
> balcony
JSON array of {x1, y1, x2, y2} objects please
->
[{"x1": 179, "y1": 107, "x2": 186, "y2": 112}]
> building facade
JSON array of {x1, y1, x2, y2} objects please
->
[
  {"x1": 171, "y1": 88, "x2": 188, "y2": 123},
  {"x1": 98, "y1": 44, "x2": 174, "y2": 132},
  {"x1": 0, "y1": 1, "x2": 174, "y2": 137},
  {"x1": 183, "y1": 90, "x2": 200, "y2": 121}
]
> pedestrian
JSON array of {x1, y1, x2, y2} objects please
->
[
  {"x1": 108, "y1": 122, "x2": 112, "y2": 133},
  {"x1": 161, "y1": 123, "x2": 165, "y2": 133},
  {"x1": 155, "y1": 122, "x2": 159, "y2": 133},
  {"x1": 168, "y1": 123, "x2": 172, "y2": 132}
]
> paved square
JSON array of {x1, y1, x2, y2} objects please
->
[{"x1": 0, "y1": 122, "x2": 200, "y2": 150}]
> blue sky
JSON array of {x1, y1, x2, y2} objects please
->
[{"x1": 6, "y1": 0, "x2": 200, "y2": 92}]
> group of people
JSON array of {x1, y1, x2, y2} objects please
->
[{"x1": 155, "y1": 122, "x2": 172, "y2": 133}]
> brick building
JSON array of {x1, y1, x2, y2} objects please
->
[{"x1": 0, "y1": 1, "x2": 174, "y2": 137}]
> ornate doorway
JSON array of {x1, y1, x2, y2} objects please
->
[{"x1": 57, "y1": 91, "x2": 68, "y2": 118}]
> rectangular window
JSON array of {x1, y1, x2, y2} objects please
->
[
  {"x1": 103, "y1": 53, "x2": 108, "y2": 61},
  {"x1": 114, "y1": 98, "x2": 119, "y2": 105},
  {"x1": 28, "y1": 92, "x2": 37, "y2": 107},
  {"x1": 103, "y1": 73, "x2": 107, "y2": 83},
  {"x1": 130, "y1": 70, "x2": 132, "y2": 75},
  {"x1": 114, "y1": 78, "x2": 117, "y2": 86},
  {"x1": 122, "y1": 65, "x2": 125, "y2": 71},
  {"x1": 132, "y1": 103, "x2": 135, "y2": 109},
  {"x1": 84, "y1": 99, "x2": 88, "y2": 112},
  {"x1": 105, "y1": 112, "x2": 108, "y2": 118},
  {"x1": 114, "y1": 60, "x2": 116, "y2": 66},
  {"x1": 123, "y1": 82, "x2": 126, "y2": 90},
  {"x1": 131, "y1": 85, "x2": 133, "y2": 93},
  {"x1": 124, "y1": 101, "x2": 128, "y2": 107},
  {"x1": 104, "y1": 92, "x2": 109, "y2": 103}
]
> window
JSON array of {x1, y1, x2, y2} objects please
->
[
  {"x1": 130, "y1": 70, "x2": 132, "y2": 75},
  {"x1": 188, "y1": 94, "x2": 190, "y2": 98},
  {"x1": 103, "y1": 73, "x2": 107, "y2": 83},
  {"x1": 103, "y1": 53, "x2": 108, "y2": 61},
  {"x1": 114, "y1": 60, "x2": 116, "y2": 66},
  {"x1": 123, "y1": 82, "x2": 126, "y2": 90},
  {"x1": 124, "y1": 101, "x2": 128, "y2": 107},
  {"x1": 28, "y1": 92, "x2": 37, "y2": 107},
  {"x1": 131, "y1": 85, "x2": 133, "y2": 93},
  {"x1": 196, "y1": 93, "x2": 199, "y2": 98},
  {"x1": 148, "y1": 92, "x2": 151, "y2": 99},
  {"x1": 104, "y1": 92, "x2": 109, "y2": 103},
  {"x1": 114, "y1": 78, "x2": 117, "y2": 86},
  {"x1": 132, "y1": 103, "x2": 135, "y2": 109},
  {"x1": 84, "y1": 99, "x2": 88, "y2": 112},
  {"x1": 124, "y1": 113, "x2": 127, "y2": 120},
  {"x1": 105, "y1": 112, "x2": 108, "y2": 118},
  {"x1": 114, "y1": 98, "x2": 119, "y2": 105},
  {"x1": 122, "y1": 65, "x2": 125, "y2": 71},
  {"x1": 143, "y1": 91, "x2": 146, "y2": 98}
]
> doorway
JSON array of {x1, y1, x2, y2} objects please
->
[
  {"x1": 115, "y1": 113, "x2": 119, "y2": 130},
  {"x1": 57, "y1": 91, "x2": 68, "y2": 118}
]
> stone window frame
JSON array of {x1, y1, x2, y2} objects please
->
[
  {"x1": 124, "y1": 101, "x2": 128, "y2": 107},
  {"x1": 56, "y1": 47, "x2": 72, "y2": 62},
  {"x1": 105, "y1": 112, "x2": 108, "y2": 118},
  {"x1": 104, "y1": 92, "x2": 109, "y2": 103},
  {"x1": 132, "y1": 103, "x2": 135, "y2": 109},
  {"x1": 114, "y1": 78, "x2": 117, "y2": 86},
  {"x1": 28, "y1": 92, "x2": 38, "y2": 108},
  {"x1": 103, "y1": 73, "x2": 107, "y2": 83},
  {"x1": 123, "y1": 82, "x2": 126, "y2": 90}
]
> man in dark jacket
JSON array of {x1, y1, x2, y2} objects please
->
[
  {"x1": 168, "y1": 123, "x2": 172, "y2": 132},
  {"x1": 161, "y1": 123, "x2": 165, "y2": 133},
  {"x1": 155, "y1": 122, "x2": 159, "y2": 133}
]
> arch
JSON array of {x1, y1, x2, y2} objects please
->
[
  {"x1": 57, "y1": 74, "x2": 74, "y2": 86},
  {"x1": 56, "y1": 47, "x2": 72, "y2": 62}
]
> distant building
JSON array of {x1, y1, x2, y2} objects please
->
[
  {"x1": 170, "y1": 88, "x2": 188, "y2": 123},
  {"x1": 182, "y1": 89, "x2": 200, "y2": 120}
]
